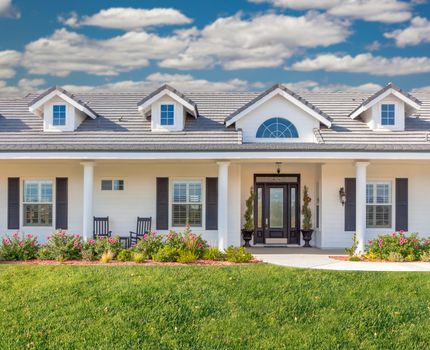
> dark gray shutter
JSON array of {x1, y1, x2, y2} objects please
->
[
  {"x1": 396, "y1": 178, "x2": 408, "y2": 231},
  {"x1": 56, "y1": 177, "x2": 68, "y2": 230},
  {"x1": 7, "y1": 177, "x2": 20, "y2": 229},
  {"x1": 206, "y1": 177, "x2": 218, "y2": 230},
  {"x1": 345, "y1": 178, "x2": 356, "y2": 231},
  {"x1": 156, "y1": 177, "x2": 169, "y2": 230}
]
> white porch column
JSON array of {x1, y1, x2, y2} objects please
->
[
  {"x1": 81, "y1": 161, "x2": 95, "y2": 241},
  {"x1": 355, "y1": 161, "x2": 369, "y2": 254},
  {"x1": 217, "y1": 161, "x2": 230, "y2": 251}
]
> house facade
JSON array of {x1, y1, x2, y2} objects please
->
[{"x1": 0, "y1": 83, "x2": 429, "y2": 251}]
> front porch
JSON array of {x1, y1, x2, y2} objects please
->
[{"x1": 0, "y1": 158, "x2": 428, "y2": 251}]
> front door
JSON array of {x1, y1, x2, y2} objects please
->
[{"x1": 254, "y1": 178, "x2": 300, "y2": 245}]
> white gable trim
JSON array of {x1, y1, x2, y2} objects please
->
[
  {"x1": 29, "y1": 90, "x2": 97, "y2": 119},
  {"x1": 137, "y1": 89, "x2": 197, "y2": 118},
  {"x1": 225, "y1": 88, "x2": 331, "y2": 128},
  {"x1": 350, "y1": 88, "x2": 421, "y2": 119}
]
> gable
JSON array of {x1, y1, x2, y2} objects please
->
[{"x1": 235, "y1": 94, "x2": 320, "y2": 143}]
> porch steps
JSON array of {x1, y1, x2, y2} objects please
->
[{"x1": 265, "y1": 238, "x2": 288, "y2": 245}]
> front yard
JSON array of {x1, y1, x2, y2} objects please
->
[{"x1": 1, "y1": 265, "x2": 430, "y2": 349}]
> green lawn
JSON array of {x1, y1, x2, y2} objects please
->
[{"x1": 1, "y1": 264, "x2": 430, "y2": 350}]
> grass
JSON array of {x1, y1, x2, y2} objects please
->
[{"x1": 0, "y1": 264, "x2": 430, "y2": 349}]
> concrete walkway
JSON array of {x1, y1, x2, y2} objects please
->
[{"x1": 251, "y1": 247, "x2": 430, "y2": 271}]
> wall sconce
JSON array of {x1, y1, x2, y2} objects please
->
[
  {"x1": 275, "y1": 162, "x2": 282, "y2": 175},
  {"x1": 339, "y1": 187, "x2": 346, "y2": 206}
]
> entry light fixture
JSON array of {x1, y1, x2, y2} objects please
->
[
  {"x1": 339, "y1": 187, "x2": 346, "y2": 206},
  {"x1": 276, "y1": 162, "x2": 282, "y2": 175}
]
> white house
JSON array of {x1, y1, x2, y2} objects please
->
[{"x1": 0, "y1": 82, "x2": 429, "y2": 251}]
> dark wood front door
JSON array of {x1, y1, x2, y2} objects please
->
[{"x1": 254, "y1": 175, "x2": 300, "y2": 245}]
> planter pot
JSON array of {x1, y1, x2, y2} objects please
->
[
  {"x1": 242, "y1": 229, "x2": 254, "y2": 247},
  {"x1": 301, "y1": 229, "x2": 314, "y2": 248}
]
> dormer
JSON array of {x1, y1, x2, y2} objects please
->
[
  {"x1": 28, "y1": 86, "x2": 98, "y2": 132},
  {"x1": 349, "y1": 83, "x2": 422, "y2": 131},
  {"x1": 137, "y1": 84, "x2": 198, "y2": 132},
  {"x1": 225, "y1": 84, "x2": 332, "y2": 143}
]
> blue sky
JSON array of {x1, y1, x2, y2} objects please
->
[{"x1": 0, "y1": 0, "x2": 429, "y2": 94}]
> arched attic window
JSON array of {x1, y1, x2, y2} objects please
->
[{"x1": 256, "y1": 117, "x2": 299, "y2": 138}]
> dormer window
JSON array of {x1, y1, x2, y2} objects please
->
[
  {"x1": 381, "y1": 104, "x2": 395, "y2": 126},
  {"x1": 53, "y1": 105, "x2": 66, "y2": 126},
  {"x1": 160, "y1": 104, "x2": 174, "y2": 126}
]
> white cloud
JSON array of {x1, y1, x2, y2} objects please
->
[
  {"x1": 0, "y1": 78, "x2": 45, "y2": 95},
  {"x1": 385, "y1": 16, "x2": 430, "y2": 47},
  {"x1": 22, "y1": 28, "x2": 188, "y2": 77},
  {"x1": 288, "y1": 53, "x2": 430, "y2": 76},
  {"x1": 0, "y1": 50, "x2": 21, "y2": 79},
  {"x1": 59, "y1": 7, "x2": 192, "y2": 30},
  {"x1": 0, "y1": 0, "x2": 20, "y2": 18},
  {"x1": 61, "y1": 73, "x2": 263, "y2": 93},
  {"x1": 160, "y1": 12, "x2": 350, "y2": 70},
  {"x1": 250, "y1": 0, "x2": 412, "y2": 23},
  {"x1": 412, "y1": 85, "x2": 430, "y2": 93}
]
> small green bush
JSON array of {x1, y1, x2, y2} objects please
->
[
  {"x1": 165, "y1": 225, "x2": 208, "y2": 258},
  {"x1": 100, "y1": 250, "x2": 114, "y2": 264},
  {"x1": 132, "y1": 252, "x2": 145, "y2": 263},
  {"x1": 133, "y1": 231, "x2": 164, "y2": 259},
  {"x1": 202, "y1": 247, "x2": 225, "y2": 261},
  {"x1": 387, "y1": 252, "x2": 404, "y2": 262},
  {"x1": 153, "y1": 246, "x2": 180, "y2": 262},
  {"x1": 421, "y1": 252, "x2": 430, "y2": 262},
  {"x1": 117, "y1": 249, "x2": 132, "y2": 262},
  {"x1": 38, "y1": 230, "x2": 82, "y2": 261},
  {"x1": 82, "y1": 236, "x2": 122, "y2": 261},
  {"x1": 405, "y1": 254, "x2": 416, "y2": 262},
  {"x1": 348, "y1": 256, "x2": 362, "y2": 262},
  {"x1": 225, "y1": 246, "x2": 253, "y2": 263},
  {"x1": 177, "y1": 250, "x2": 198, "y2": 263},
  {"x1": 345, "y1": 233, "x2": 358, "y2": 257},
  {"x1": 0, "y1": 233, "x2": 39, "y2": 261}
]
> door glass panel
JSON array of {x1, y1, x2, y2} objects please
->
[
  {"x1": 269, "y1": 188, "x2": 283, "y2": 228},
  {"x1": 290, "y1": 187, "x2": 296, "y2": 228},
  {"x1": 257, "y1": 187, "x2": 262, "y2": 228}
]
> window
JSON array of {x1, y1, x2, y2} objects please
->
[
  {"x1": 160, "y1": 104, "x2": 174, "y2": 126},
  {"x1": 53, "y1": 105, "x2": 66, "y2": 126},
  {"x1": 101, "y1": 179, "x2": 124, "y2": 191},
  {"x1": 256, "y1": 118, "x2": 299, "y2": 138},
  {"x1": 366, "y1": 182, "x2": 392, "y2": 228},
  {"x1": 172, "y1": 181, "x2": 202, "y2": 227},
  {"x1": 23, "y1": 181, "x2": 53, "y2": 226},
  {"x1": 381, "y1": 104, "x2": 395, "y2": 126}
]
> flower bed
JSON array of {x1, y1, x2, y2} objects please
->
[
  {"x1": 0, "y1": 225, "x2": 256, "y2": 265},
  {"x1": 344, "y1": 231, "x2": 430, "y2": 262}
]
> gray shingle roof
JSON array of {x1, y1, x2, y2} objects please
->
[{"x1": 0, "y1": 87, "x2": 429, "y2": 152}]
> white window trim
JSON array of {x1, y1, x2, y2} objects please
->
[
  {"x1": 100, "y1": 178, "x2": 125, "y2": 191},
  {"x1": 52, "y1": 104, "x2": 67, "y2": 126},
  {"x1": 169, "y1": 178, "x2": 205, "y2": 230},
  {"x1": 366, "y1": 179, "x2": 394, "y2": 230},
  {"x1": 21, "y1": 178, "x2": 55, "y2": 228},
  {"x1": 377, "y1": 101, "x2": 399, "y2": 130},
  {"x1": 160, "y1": 103, "x2": 175, "y2": 126}
]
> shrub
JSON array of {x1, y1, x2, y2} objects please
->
[
  {"x1": 100, "y1": 250, "x2": 114, "y2": 264},
  {"x1": 421, "y1": 252, "x2": 430, "y2": 262},
  {"x1": 225, "y1": 246, "x2": 253, "y2": 263},
  {"x1": 117, "y1": 249, "x2": 132, "y2": 262},
  {"x1": 202, "y1": 247, "x2": 225, "y2": 261},
  {"x1": 0, "y1": 232, "x2": 39, "y2": 261},
  {"x1": 345, "y1": 233, "x2": 359, "y2": 257},
  {"x1": 132, "y1": 252, "x2": 145, "y2": 263},
  {"x1": 153, "y1": 246, "x2": 180, "y2": 262},
  {"x1": 366, "y1": 232, "x2": 429, "y2": 261},
  {"x1": 177, "y1": 250, "x2": 198, "y2": 264},
  {"x1": 387, "y1": 252, "x2": 404, "y2": 262},
  {"x1": 165, "y1": 225, "x2": 208, "y2": 258},
  {"x1": 38, "y1": 230, "x2": 82, "y2": 261},
  {"x1": 348, "y1": 256, "x2": 362, "y2": 262},
  {"x1": 82, "y1": 236, "x2": 122, "y2": 261},
  {"x1": 133, "y1": 231, "x2": 164, "y2": 259}
]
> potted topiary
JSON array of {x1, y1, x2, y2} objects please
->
[
  {"x1": 301, "y1": 185, "x2": 314, "y2": 247},
  {"x1": 242, "y1": 187, "x2": 254, "y2": 247}
]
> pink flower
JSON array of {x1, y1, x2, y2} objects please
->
[
  {"x1": 75, "y1": 234, "x2": 81, "y2": 239},
  {"x1": 143, "y1": 234, "x2": 148, "y2": 241},
  {"x1": 89, "y1": 239, "x2": 96, "y2": 244},
  {"x1": 19, "y1": 242, "x2": 24, "y2": 247},
  {"x1": 3, "y1": 239, "x2": 10, "y2": 246},
  {"x1": 151, "y1": 231, "x2": 156, "y2": 236},
  {"x1": 392, "y1": 233, "x2": 397, "y2": 237},
  {"x1": 26, "y1": 234, "x2": 33, "y2": 239},
  {"x1": 198, "y1": 243, "x2": 203, "y2": 249},
  {"x1": 40, "y1": 243, "x2": 45, "y2": 247},
  {"x1": 368, "y1": 240, "x2": 373, "y2": 245},
  {"x1": 60, "y1": 231, "x2": 66, "y2": 237},
  {"x1": 73, "y1": 241, "x2": 79, "y2": 247},
  {"x1": 31, "y1": 241, "x2": 35, "y2": 247},
  {"x1": 414, "y1": 245, "x2": 419, "y2": 249},
  {"x1": 13, "y1": 232, "x2": 19, "y2": 238},
  {"x1": 378, "y1": 239, "x2": 383, "y2": 243},
  {"x1": 99, "y1": 237, "x2": 104, "y2": 240},
  {"x1": 424, "y1": 241, "x2": 429, "y2": 245},
  {"x1": 399, "y1": 230, "x2": 405, "y2": 234},
  {"x1": 47, "y1": 236, "x2": 51, "y2": 240},
  {"x1": 412, "y1": 238, "x2": 417, "y2": 243}
]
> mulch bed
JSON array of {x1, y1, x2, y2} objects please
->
[{"x1": 0, "y1": 259, "x2": 262, "y2": 266}]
